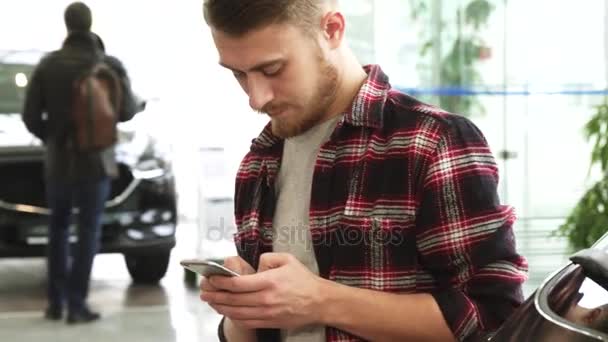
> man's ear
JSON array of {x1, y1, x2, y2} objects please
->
[
  {"x1": 321, "y1": 11, "x2": 345, "y2": 49},
  {"x1": 584, "y1": 307, "x2": 602, "y2": 326}
]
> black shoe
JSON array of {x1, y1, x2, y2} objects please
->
[
  {"x1": 66, "y1": 308, "x2": 100, "y2": 324},
  {"x1": 44, "y1": 307, "x2": 63, "y2": 321}
]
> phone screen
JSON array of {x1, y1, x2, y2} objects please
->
[{"x1": 180, "y1": 259, "x2": 240, "y2": 277}]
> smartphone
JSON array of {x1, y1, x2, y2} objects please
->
[{"x1": 180, "y1": 259, "x2": 240, "y2": 277}]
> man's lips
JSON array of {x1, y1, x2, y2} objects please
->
[{"x1": 267, "y1": 109, "x2": 287, "y2": 118}]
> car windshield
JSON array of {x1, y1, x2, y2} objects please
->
[{"x1": 0, "y1": 50, "x2": 41, "y2": 115}]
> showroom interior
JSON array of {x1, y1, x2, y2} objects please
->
[{"x1": 1, "y1": 0, "x2": 608, "y2": 341}]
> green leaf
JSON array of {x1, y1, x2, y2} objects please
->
[
  {"x1": 558, "y1": 176, "x2": 608, "y2": 250},
  {"x1": 420, "y1": 41, "x2": 434, "y2": 56},
  {"x1": 409, "y1": 0, "x2": 428, "y2": 20},
  {"x1": 465, "y1": 0, "x2": 494, "y2": 29}
]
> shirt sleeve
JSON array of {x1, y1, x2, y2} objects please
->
[
  {"x1": 218, "y1": 317, "x2": 228, "y2": 342},
  {"x1": 104, "y1": 55, "x2": 144, "y2": 122},
  {"x1": 415, "y1": 116, "x2": 528, "y2": 341},
  {"x1": 21, "y1": 63, "x2": 46, "y2": 140}
]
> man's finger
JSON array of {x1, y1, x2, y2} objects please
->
[
  {"x1": 212, "y1": 303, "x2": 278, "y2": 322},
  {"x1": 199, "y1": 277, "x2": 218, "y2": 292},
  {"x1": 223, "y1": 256, "x2": 255, "y2": 275},
  {"x1": 202, "y1": 288, "x2": 276, "y2": 307},
  {"x1": 209, "y1": 272, "x2": 274, "y2": 293},
  {"x1": 257, "y1": 252, "x2": 293, "y2": 272},
  {"x1": 223, "y1": 257, "x2": 245, "y2": 274}
]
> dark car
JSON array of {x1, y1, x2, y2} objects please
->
[
  {"x1": 482, "y1": 231, "x2": 608, "y2": 342},
  {"x1": 0, "y1": 50, "x2": 177, "y2": 283}
]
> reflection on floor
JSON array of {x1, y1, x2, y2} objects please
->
[{"x1": 0, "y1": 223, "x2": 224, "y2": 342}]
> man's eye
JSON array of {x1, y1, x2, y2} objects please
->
[
  {"x1": 262, "y1": 65, "x2": 282, "y2": 76},
  {"x1": 232, "y1": 71, "x2": 246, "y2": 79}
]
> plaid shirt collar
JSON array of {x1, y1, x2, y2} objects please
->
[{"x1": 250, "y1": 64, "x2": 391, "y2": 152}]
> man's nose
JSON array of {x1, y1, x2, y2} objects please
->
[{"x1": 247, "y1": 76, "x2": 274, "y2": 111}]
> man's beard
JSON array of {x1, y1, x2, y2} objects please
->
[{"x1": 268, "y1": 58, "x2": 338, "y2": 139}]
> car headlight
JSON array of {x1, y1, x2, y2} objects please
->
[
  {"x1": 132, "y1": 159, "x2": 166, "y2": 180},
  {"x1": 115, "y1": 127, "x2": 172, "y2": 181}
]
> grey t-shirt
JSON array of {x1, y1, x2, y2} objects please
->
[{"x1": 273, "y1": 115, "x2": 341, "y2": 342}]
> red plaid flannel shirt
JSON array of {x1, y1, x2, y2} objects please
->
[{"x1": 227, "y1": 65, "x2": 528, "y2": 341}]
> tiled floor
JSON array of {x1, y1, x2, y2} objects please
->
[{"x1": 0, "y1": 222, "x2": 225, "y2": 342}]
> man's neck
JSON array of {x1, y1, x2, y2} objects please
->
[{"x1": 324, "y1": 57, "x2": 368, "y2": 121}]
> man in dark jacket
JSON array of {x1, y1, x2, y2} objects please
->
[{"x1": 21, "y1": 2, "x2": 142, "y2": 324}]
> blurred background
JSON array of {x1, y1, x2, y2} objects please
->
[{"x1": 1, "y1": 0, "x2": 607, "y2": 341}]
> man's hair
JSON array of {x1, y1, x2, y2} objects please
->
[
  {"x1": 203, "y1": 0, "x2": 332, "y2": 36},
  {"x1": 64, "y1": 2, "x2": 92, "y2": 32}
]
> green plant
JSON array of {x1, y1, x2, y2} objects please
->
[
  {"x1": 558, "y1": 100, "x2": 608, "y2": 250},
  {"x1": 409, "y1": 0, "x2": 495, "y2": 116}
]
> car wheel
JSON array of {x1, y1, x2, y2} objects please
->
[{"x1": 124, "y1": 251, "x2": 170, "y2": 284}]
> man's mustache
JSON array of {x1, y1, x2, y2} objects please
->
[{"x1": 259, "y1": 102, "x2": 288, "y2": 116}]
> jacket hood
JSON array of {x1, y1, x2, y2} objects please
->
[{"x1": 62, "y1": 31, "x2": 101, "y2": 54}]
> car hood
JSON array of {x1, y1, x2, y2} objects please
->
[
  {"x1": 0, "y1": 114, "x2": 42, "y2": 148},
  {"x1": 0, "y1": 113, "x2": 153, "y2": 167}
]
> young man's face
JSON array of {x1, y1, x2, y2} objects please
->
[{"x1": 212, "y1": 23, "x2": 338, "y2": 138}]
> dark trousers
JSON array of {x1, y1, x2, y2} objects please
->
[{"x1": 46, "y1": 178, "x2": 111, "y2": 312}]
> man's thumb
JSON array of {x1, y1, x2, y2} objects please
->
[
  {"x1": 257, "y1": 253, "x2": 291, "y2": 272},
  {"x1": 223, "y1": 256, "x2": 253, "y2": 275}
]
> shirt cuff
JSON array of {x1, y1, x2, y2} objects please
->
[
  {"x1": 431, "y1": 288, "x2": 479, "y2": 342},
  {"x1": 218, "y1": 316, "x2": 228, "y2": 342}
]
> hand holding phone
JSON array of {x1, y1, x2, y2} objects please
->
[{"x1": 180, "y1": 259, "x2": 241, "y2": 277}]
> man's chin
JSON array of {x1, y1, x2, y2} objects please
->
[{"x1": 271, "y1": 119, "x2": 302, "y2": 139}]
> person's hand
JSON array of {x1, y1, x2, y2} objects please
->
[
  {"x1": 200, "y1": 253, "x2": 327, "y2": 330},
  {"x1": 199, "y1": 256, "x2": 257, "y2": 339},
  {"x1": 199, "y1": 256, "x2": 255, "y2": 299}
]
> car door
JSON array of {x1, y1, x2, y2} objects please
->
[{"x1": 486, "y1": 233, "x2": 608, "y2": 342}]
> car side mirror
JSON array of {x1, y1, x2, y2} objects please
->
[{"x1": 570, "y1": 247, "x2": 608, "y2": 290}]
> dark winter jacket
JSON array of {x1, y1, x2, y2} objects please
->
[{"x1": 21, "y1": 31, "x2": 143, "y2": 181}]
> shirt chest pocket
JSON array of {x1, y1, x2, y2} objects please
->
[{"x1": 324, "y1": 214, "x2": 418, "y2": 292}]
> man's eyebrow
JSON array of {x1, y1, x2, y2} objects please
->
[{"x1": 219, "y1": 59, "x2": 285, "y2": 73}]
